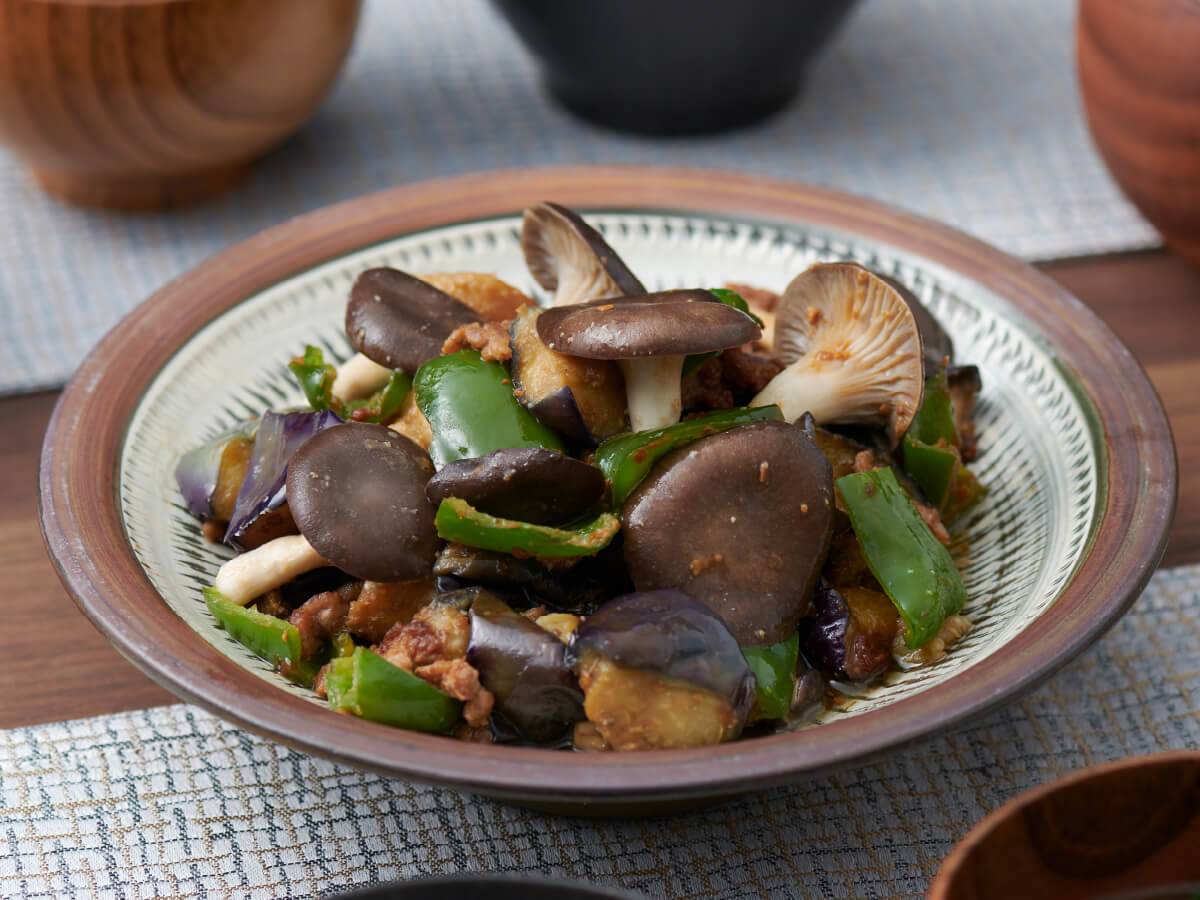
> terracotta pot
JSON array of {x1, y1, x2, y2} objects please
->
[
  {"x1": 1077, "y1": 0, "x2": 1200, "y2": 266},
  {"x1": 0, "y1": 0, "x2": 362, "y2": 210}
]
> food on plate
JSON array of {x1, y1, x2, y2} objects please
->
[{"x1": 177, "y1": 203, "x2": 986, "y2": 751}]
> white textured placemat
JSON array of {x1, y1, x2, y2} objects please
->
[
  {"x1": 2, "y1": 562, "x2": 1196, "y2": 900},
  {"x1": 0, "y1": 0, "x2": 1159, "y2": 396}
]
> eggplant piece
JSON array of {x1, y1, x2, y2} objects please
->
[
  {"x1": 798, "y1": 579, "x2": 900, "y2": 683},
  {"x1": 224, "y1": 409, "x2": 342, "y2": 550},
  {"x1": 425, "y1": 447, "x2": 605, "y2": 525},
  {"x1": 508, "y1": 305, "x2": 626, "y2": 444},
  {"x1": 174, "y1": 420, "x2": 257, "y2": 521},
  {"x1": 947, "y1": 364, "x2": 983, "y2": 462},
  {"x1": 566, "y1": 590, "x2": 756, "y2": 750},
  {"x1": 432, "y1": 542, "x2": 619, "y2": 615},
  {"x1": 467, "y1": 591, "x2": 584, "y2": 745}
]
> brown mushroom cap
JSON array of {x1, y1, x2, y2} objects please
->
[
  {"x1": 536, "y1": 290, "x2": 761, "y2": 359},
  {"x1": 622, "y1": 421, "x2": 834, "y2": 646},
  {"x1": 425, "y1": 447, "x2": 605, "y2": 525},
  {"x1": 346, "y1": 268, "x2": 479, "y2": 372},
  {"x1": 286, "y1": 423, "x2": 439, "y2": 582},
  {"x1": 521, "y1": 202, "x2": 645, "y2": 306}
]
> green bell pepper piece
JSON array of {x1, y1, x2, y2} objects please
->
[
  {"x1": 414, "y1": 350, "x2": 565, "y2": 467},
  {"x1": 435, "y1": 497, "x2": 621, "y2": 559},
  {"x1": 681, "y1": 289, "x2": 765, "y2": 377},
  {"x1": 836, "y1": 468, "x2": 966, "y2": 649},
  {"x1": 742, "y1": 631, "x2": 799, "y2": 721},
  {"x1": 325, "y1": 647, "x2": 461, "y2": 733},
  {"x1": 204, "y1": 587, "x2": 324, "y2": 687},
  {"x1": 901, "y1": 368, "x2": 985, "y2": 519},
  {"x1": 905, "y1": 368, "x2": 959, "y2": 447},
  {"x1": 594, "y1": 405, "x2": 784, "y2": 507},
  {"x1": 288, "y1": 344, "x2": 411, "y2": 424},
  {"x1": 900, "y1": 439, "x2": 960, "y2": 508}
]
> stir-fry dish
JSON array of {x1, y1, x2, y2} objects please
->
[{"x1": 177, "y1": 203, "x2": 986, "y2": 751}]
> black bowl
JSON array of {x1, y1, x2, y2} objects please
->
[{"x1": 491, "y1": 0, "x2": 860, "y2": 135}]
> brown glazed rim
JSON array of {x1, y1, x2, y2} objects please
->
[
  {"x1": 40, "y1": 167, "x2": 1177, "y2": 808},
  {"x1": 927, "y1": 750, "x2": 1200, "y2": 898}
]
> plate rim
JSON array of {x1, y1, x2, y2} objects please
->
[{"x1": 39, "y1": 166, "x2": 1177, "y2": 807}]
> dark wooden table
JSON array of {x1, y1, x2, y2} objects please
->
[{"x1": 3, "y1": 249, "x2": 1199, "y2": 730}]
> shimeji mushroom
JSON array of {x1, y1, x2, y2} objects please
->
[
  {"x1": 332, "y1": 268, "x2": 480, "y2": 403},
  {"x1": 213, "y1": 422, "x2": 440, "y2": 605},
  {"x1": 537, "y1": 290, "x2": 761, "y2": 432},
  {"x1": 520, "y1": 202, "x2": 645, "y2": 307},
  {"x1": 751, "y1": 262, "x2": 925, "y2": 447}
]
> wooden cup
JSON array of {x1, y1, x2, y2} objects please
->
[
  {"x1": 1077, "y1": 0, "x2": 1200, "y2": 266},
  {"x1": 0, "y1": 0, "x2": 362, "y2": 210}
]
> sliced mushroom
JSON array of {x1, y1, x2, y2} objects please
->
[
  {"x1": 537, "y1": 290, "x2": 761, "y2": 432},
  {"x1": 425, "y1": 447, "x2": 605, "y2": 525},
  {"x1": 751, "y1": 262, "x2": 924, "y2": 447},
  {"x1": 285, "y1": 423, "x2": 440, "y2": 582},
  {"x1": 622, "y1": 421, "x2": 834, "y2": 646},
  {"x1": 331, "y1": 353, "x2": 393, "y2": 404},
  {"x1": 521, "y1": 202, "x2": 645, "y2": 307},
  {"x1": 214, "y1": 534, "x2": 328, "y2": 606},
  {"x1": 877, "y1": 271, "x2": 954, "y2": 370},
  {"x1": 345, "y1": 268, "x2": 479, "y2": 373}
]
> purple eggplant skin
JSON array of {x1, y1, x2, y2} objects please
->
[
  {"x1": 798, "y1": 580, "x2": 850, "y2": 680},
  {"x1": 467, "y1": 591, "x2": 584, "y2": 745},
  {"x1": 566, "y1": 589, "x2": 756, "y2": 725},
  {"x1": 174, "y1": 420, "x2": 257, "y2": 520},
  {"x1": 525, "y1": 385, "x2": 591, "y2": 445},
  {"x1": 223, "y1": 408, "x2": 342, "y2": 550}
]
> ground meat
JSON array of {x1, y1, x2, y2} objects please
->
[
  {"x1": 913, "y1": 499, "x2": 952, "y2": 546},
  {"x1": 894, "y1": 614, "x2": 973, "y2": 669},
  {"x1": 422, "y1": 271, "x2": 535, "y2": 322},
  {"x1": 441, "y1": 320, "x2": 512, "y2": 362},
  {"x1": 720, "y1": 347, "x2": 785, "y2": 394},
  {"x1": 453, "y1": 721, "x2": 495, "y2": 744},
  {"x1": 681, "y1": 356, "x2": 735, "y2": 411},
  {"x1": 288, "y1": 590, "x2": 351, "y2": 661},
  {"x1": 374, "y1": 602, "x2": 471, "y2": 671},
  {"x1": 414, "y1": 658, "x2": 495, "y2": 727},
  {"x1": 852, "y1": 450, "x2": 877, "y2": 473},
  {"x1": 724, "y1": 282, "x2": 781, "y2": 313},
  {"x1": 346, "y1": 578, "x2": 437, "y2": 644},
  {"x1": 388, "y1": 390, "x2": 432, "y2": 449},
  {"x1": 255, "y1": 589, "x2": 291, "y2": 620}
]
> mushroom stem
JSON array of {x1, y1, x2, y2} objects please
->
[
  {"x1": 620, "y1": 355, "x2": 685, "y2": 432},
  {"x1": 214, "y1": 534, "x2": 326, "y2": 606},
  {"x1": 331, "y1": 352, "x2": 393, "y2": 404},
  {"x1": 751, "y1": 364, "x2": 848, "y2": 424}
]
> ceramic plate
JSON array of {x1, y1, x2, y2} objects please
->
[{"x1": 40, "y1": 168, "x2": 1175, "y2": 813}]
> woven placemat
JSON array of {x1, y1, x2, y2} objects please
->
[
  {"x1": 0, "y1": 0, "x2": 1158, "y2": 396},
  {"x1": 2, "y1": 561, "x2": 1196, "y2": 900}
]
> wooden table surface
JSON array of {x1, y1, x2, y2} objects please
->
[{"x1": 3, "y1": 248, "x2": 1199, "y2": 730}]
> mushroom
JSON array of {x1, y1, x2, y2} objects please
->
[
  {"x1": 751, "y1": 262, "x2": 924, "y2": 447},
  {"x1": 622, "y1": 420, "x2": 834, "y2": 646},
  {"x1": 537, "y1": 290, "x2": 761, "y2": 432},
  {"x1": 214, "y1": 534, "x2": 327, "y2": 607},
  {"x1": 286, "y1": 423, "x2": 440, "y2": 582},
  {"x1": 425, "y1": 447, "x2": 605, "y2": 525},
  {"x1": 342, "y1": 267, "x2": 480, "y2": 378},
  {"x1": 521, "y1": 201, "x2": 645, "y2": 307},
  {"x1": 875, "y1": 271, "x2": 955, "y2": 371}
]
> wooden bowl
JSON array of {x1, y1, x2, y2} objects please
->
[
  {"x1": 1077, "y1": 0, "x2": 1200, "y2": 266},
  {"x1": 929, "y1": 751, "x2": 1200, "y2": 899},
  {"x1": 0, "y1": 0, "x2": 362, "y2": 210},
  {"x1": 38, "y1": 168, "x2": 1177, "y2": 814}
]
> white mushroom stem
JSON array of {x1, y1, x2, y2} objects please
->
[
  {"x1": 331, "y1": 352, "x2": 392, "y2": 403},
  {"x1": 620, "y1": 355, "x2": 684, "y2": 432},
  {"x1": 214, "y1": 534, "x2": 326, "y2": 606}
]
